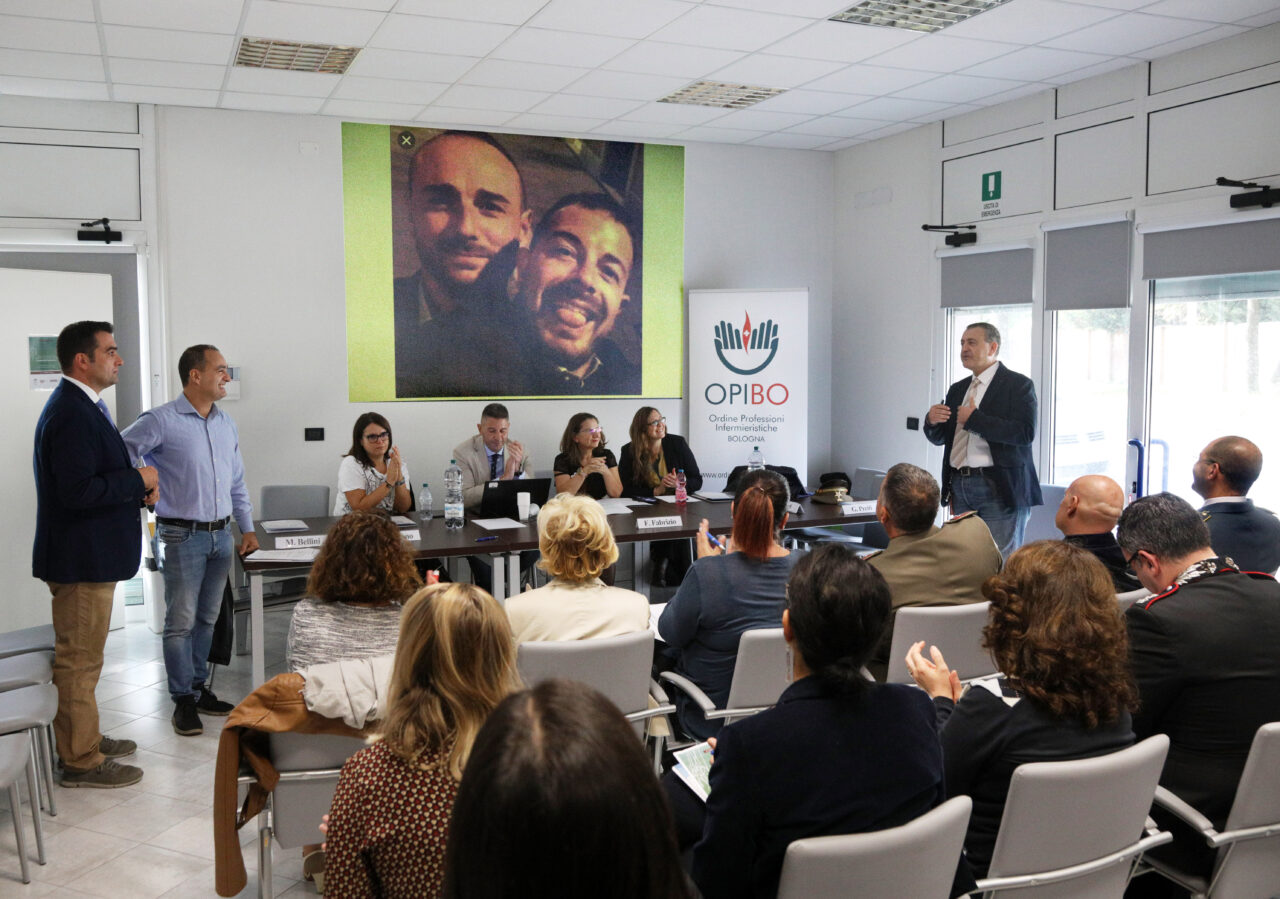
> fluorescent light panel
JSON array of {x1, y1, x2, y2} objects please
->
[
  {"x1": 830, "y1": 0, "x2": 1014, "y2": 34},
  {"x1": 235, "y1": 37, "x2": 360, "y2": 74},
  {"x1": 658, "y1": 79, "x2": 786, "y2": 109}
]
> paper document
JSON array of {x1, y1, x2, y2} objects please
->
[
  {"x1": 474, "y1": 518, "x2": 524, "y2": 530},
  {"x1": 692, "y1": 491, "x2": 733, "y2": 502},
  {"x1": 673, "y1": 742, "x2": 715, "y2": 801},
  {"x1": 260, "y1": 519, "x2": 308, "y2": 533},
  {"x1": 654, "y1": 495, "x2": 699, "y2": 504},
  {"x1": 244, "y1": 548, "x2": 318, "y2": 562},
  {"x1": 391, "y1": 515, "x2": 415, "y2": 527},
  {"x1": 596, "y1": 498, "x2": 646, "y2": 516}
]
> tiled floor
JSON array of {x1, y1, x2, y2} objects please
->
[{"x1": 0, "y1": 604, "x2": 309, "y2": 898}]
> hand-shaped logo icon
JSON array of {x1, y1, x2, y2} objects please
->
[{"x1": 714, "y1": 312, "x2": 779, "y2": 375}]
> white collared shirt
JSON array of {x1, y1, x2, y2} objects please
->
[
  {"x1": 955, "y1": 361, "x2": 1000, "y2": 467},
  {"x1": 1201, "y1": 495, "x2": 1248, "y2": 506},
  {"x1": 62, "y1": 374, "x2": 103, "y2": 405}
]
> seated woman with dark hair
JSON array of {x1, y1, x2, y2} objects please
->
[
  {"x1": 658, "y1": 468, "x2": 795, "y2": 739},
  {"x1": 442, "y1": 679, "x2": 693, "y2": 899},
  {"x1": 906, "y1": 539, "x2": 1137, "y2": 878},
  {"x1": 552, "y1": 411, "x2": 622, "y2": 500},
  {"x1": 285, "y1": 511, "x2": 420, "y2": 671},
  {"x1": 692, "y1": 544, "x2": 950, "y2": 899},
  {"x1": 336, "y1": 412, "x2": 412, "y2": 515}
]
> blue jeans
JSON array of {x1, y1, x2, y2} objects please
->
[
  {"x1": 158, "y1": 524, "x2": 233, "y2": 701},
  {"x1": 951, "y1": 471, "x2": 1030, "y2": 561}
]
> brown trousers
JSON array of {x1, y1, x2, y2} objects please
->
[{"x1": 47, "y1": 580, "x2": 115, "y2": 771}]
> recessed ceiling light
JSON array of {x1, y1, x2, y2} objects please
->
[
  {"x1": 234, "y1": 37, "x2": 360, "y2": 74},
  {"x1": 830, "y1": 0, "x2": 1013, "y2": 34},
  {"x1": 658, "y1": 80, "x2": 786, "y2": 110}
]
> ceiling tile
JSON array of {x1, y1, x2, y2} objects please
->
[
  {"x1": 676, "y1": 124, "x2": 768, "y2": 142},
  {"x1": 528, "y1": 0, "x2": 694, "y2": 38},
  {"x1": 112, "y1": 83, "x2": 219, "y2": 106},
  {"x1": 289, "y1": 0, "x2": 395, "y2": 10},
  {"x1": 1130, "y1": 23, "x2": 1249, "y2": 58},
  {"x1": 529, "y1": 93, "x2": 644, "y2": 117},
  {"x1": 856, "y1": 121, "x2": 920, "y2": 140},
  {"x1": 708, "y1": 53, "x2": 846, "y2": 89},
  {"x1": 347, "y1": 49, "x2": 475, "y2": 82},
  {"x1": 98, "y1": 0, "x2": 246, "y2": 34},
  {"x1": 0, "y1": 15, "x2": 102, "y2": 55},
  {"x1": 709, "y1": 107, "x2": 816, "y2": 130},
  {"x1": 370, "y1": 16, "x2": 514, "y2": 56},
  {"x1": 747, "y1": 131, "x2": 835, "y2": 149},
  {"x1": 707, "y1": 0, "x2": 848, "y2": 16},
  {"x1": 321, "y1": 99, "x2": 426, "y2": 121},
  {"x1": 650, "y1": 5, "x2": 811, "y2": 51},
  {"x1": 820, "y1": 137, "x2": 866, "y2": 151},
  {"x1": 1044, "y1": 12, "x2": 1215, "y2": 55},
  {"x1": 787, "y1": 115, "x2": 886, "y2": 137},
  {"x1": 221, "y1": 91, "x2": 327, "y2": 114},
  {"x1": 110, "y1": 58, "x2": 226, "y2": 89},
  {"x1": 460, "y1": 58, "x2": 588, "y2": 92},
  {"x1": 242, "y1": 1, "x2": 386, "y2": 46},
  {"x1": 620, "y1": 101, "x2": 731, "y2": 125},
  {"x1": 331, "y1": 75, "x2": 445, "y2": 105},
  {"x1": 1057, "y1": 0, "x2": 1150, "y2": 8},
  {"x1": 1236, "y1": 8, "x2": 1280, "y2": 26},
  {"x1": 763, "y1": 20, "x2": 922, "y2": 64},
  {"x1": 805, "y1": 63, "x2": 936, "y2": 95},
  {"x1": 0, "y1": 1, "x2": 95, "y2": 21},
  {"x1": 961, "y1": 45, "x2": 1114, "y2": 80},
  {"x1": 564, "y1": 68, "x2": 688, "y2": 100},
  {"x1": 415, "y1": 106, "x2": 517, "y2": 127},
  {"x1": 490, "y1": 27, "x2": 634, "y2": 66},
  {"x1": 393, "y1": 0, "x2": 547, "y2": 25},
  {"x1": 751, "y1": 88, "x2": 872, "y2": 114},
  {"x1": 505, "y1": 111, "x2": 607, "y2": 132},
  {"x1": 103, "y1": 26, "x2": 235, "y2": 65},
  {"x1": 602, "y1": 40, "x2": 743, "y2": 77},
  {"x1": 969, "y1": 82, "x2": 1050, "y2": 106},
  {"x1": 590, "y1": 119, "x2": 688, "y2": 138},
  {"x1": 1140, "y1": 0, "x2": 1280, "y2": 23},
  {"x1": 839, "y1": 95, "x2": 952, "y2": 121},
  {"x1": 862, "y1": 34, "x2": 1019, "y2": 72},
  {"x1": 1043, "y1": 55, "x2": 1139, "y2": 83},
  {"x1": 0, "y1": 75, "x2": 108, "y2": 100},
  {"x1": 944, "y1": 0, "x2": 1121, "y2": 43},
  {"x1": 225, "y1": 66, "x2": 341, "y2": 97},
  {"x1": 433, "y1": 83, "x2": 551, "y2": 112},
  {"x1": 893, "y1": 73, "x2": 1033, "y2": 103},
  {"x1": 0, "y1": 48, "x2": 103, "y2": 81},
  {"x1": 910, "y1": 103, "x2": 979, "y2": 123}
]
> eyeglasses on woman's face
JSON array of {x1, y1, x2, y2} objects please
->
[{"x1": 363, "y1": 430, "x2": 390, "y2": 443}]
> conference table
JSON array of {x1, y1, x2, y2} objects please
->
[{"x1": 241, "y1": 496, "x2": 877, "y2": 686}]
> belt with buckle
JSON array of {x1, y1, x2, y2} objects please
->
[
  {"x1": 952, "y1": 466, "x2": 991, "y2": 477},
  {"x1": 157, "y1": 516, "x2": 231, "y2": 531}
]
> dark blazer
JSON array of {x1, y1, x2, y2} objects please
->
[
  {"x1": 618, "y1": 433, "x2": 703, "y2": 496},
  {"x1": 692, "y1": 677, "x2": 946, "y2": 899},
  {"x1": 923, "y1": 362, "x2": 1042, "y2": 510},
  {"x1": 1202, "y1": 499, "x2": 1280, "y2": 574},
  {"x1": 1063, "y1": 532, "x2": 1144, "y2": 592},
  {"x1": 33, "y1": 379, "x2": 146, "y2": 583}
]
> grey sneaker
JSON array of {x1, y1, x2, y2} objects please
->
[
  {"x1": 61, "y1": 758, "x2": 143, "y2": 789},
  {"x1": 99, "y1": 736, "x2": 137, "y2": 758},
  {"x1": 172, "y1": 696, "x2": 203, "y2": 736}
]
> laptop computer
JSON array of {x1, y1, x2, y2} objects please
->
[{"x1": 478, "y1": 477, "x2": 552, "y2": 520}]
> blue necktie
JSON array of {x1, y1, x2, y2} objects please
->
[
  {"x1": 96, "y1": 398, "x2": 115, "y2": 427},
  {"x1": 490, "y1": 452, "x2": 501, "y2": 480}
]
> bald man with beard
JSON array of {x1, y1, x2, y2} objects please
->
[
  {"x1": 1192, "y1": 435, "x2": 1280, "y2": 575},
  {"x1": 1055, "y1": 474, "x2": 1143, "y2": 592}
]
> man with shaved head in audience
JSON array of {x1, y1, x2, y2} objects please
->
[
  {"x1": 1191, "y1": 435, "x2": 1280, "y2": 574},
  {"x1": 1055, "y1": 474, "x2": 1142, "y2": 592}
]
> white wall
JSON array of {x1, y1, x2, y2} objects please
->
[{"x1": 151, "y1": 108, "x2": 837, "y2": 506}]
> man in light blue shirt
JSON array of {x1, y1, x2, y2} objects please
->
[{"x1": 123, "y1": 344, "x2": 257, "y2": 736}]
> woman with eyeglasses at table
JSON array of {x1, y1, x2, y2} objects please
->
[
  {"x1": 619, "y1": 407, "x2": 703, "y2": 586},
  {"x1": 335, "y1": 411, "x2": 412, "y2": 515},
  {"x1": 552, "y1": 412, "x2": 622, "y2": 501}
]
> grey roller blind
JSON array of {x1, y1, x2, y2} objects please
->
[
  {"x1": 940, "y1": 248, "x2": 1033, "y2": 307},
  {"x1": 1045, "y1": 221, "x2": 1131, "y2": 310},
  {"x1": 1143, "y1": 218, "x2": 1280, "y2": 280}
]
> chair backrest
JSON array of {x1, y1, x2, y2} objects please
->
[
  {"x1": 1212, "y1": 721, "x2": 1280, "y2": 898},
  {"x1": 885, "y1": 602, "x2": 994, "y2": 685},
  {"x1": 724, "y1": 627, "x2": 791, "y2": 712},
  {"x1": 984, "y1": 734, "x2": 1170, "y2": 899},
  {"x1": 777, "y1": 796, "x2": 972, "y2": 899},
  {"x1": 1115, "y1": 588, "x2": 1150, "y2": 612},
  {"x1": 850, "y1": 467, "x2": 887, "y2": 501},
  {"x1": 1022, "y1": 484, "x2": 1067, "y2": 544},
  {"x1": 517, "y1": 631, "x2": 654, "y2": 716},
  {"x1": 260, "y1": 484, "x2": 331, "y2": 520},
  {"x1": 268, "y1": 732, "x2": 370, "y2": 847}
]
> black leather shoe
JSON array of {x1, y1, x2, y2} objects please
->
[
  {"x1": 195, "y1": 685, "x2": 234, "y2": 716},
  {"x1": 172, "y1": 697, "x2": 202, "y2": 736}
]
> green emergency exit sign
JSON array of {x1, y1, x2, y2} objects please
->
[{"x1": 982, "y1": 171, "x2": 1002, "y2": 201}]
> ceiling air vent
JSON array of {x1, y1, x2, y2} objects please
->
[
  {"x1": 658, "y1": 80, "x2": 785, "y2": 110},
  {"x1": 234, "y1": 37, "x2": 360, "y2": 74},
  {"x1": 830, "y1": 0, "x2": 1013, "y2": 34}
]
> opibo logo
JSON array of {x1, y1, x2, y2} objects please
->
[{"x1": 714, "y1": 312, "x2": 779, "y2": 376}]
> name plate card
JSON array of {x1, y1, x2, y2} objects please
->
[
  {"x1": 636, "y1": 516, "x2": 684, "y2": 531},
  {"x1": 276, "y1": 535, "x2": 324, "y2": 549},
  {"x1": 400, "y1": 530, "x2": 421, "y2": 542},
  {"x1": 841, "y1": 500, "x2": 877, "y2": 515}
]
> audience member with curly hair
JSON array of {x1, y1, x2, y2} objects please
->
[
  {"x1": 285, "y1": 511, "x2": 421, "y2": 671},
  {"x1": 905, "y1": 539, "x2": 1137, "y2": 877}
]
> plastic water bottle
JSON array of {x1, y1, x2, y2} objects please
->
[
  {"x1": 747, "y1": 446, "x2": 765, "y2": 471},
  {"x1": 418, "y1": 483, "x2": 433, "y2": 523},
  {"x1": 675, "y1": 469, "x2": 688, "y2": 504},
  {"x1": 444, "y1": 460, "x2": 464, "y2": 530}
]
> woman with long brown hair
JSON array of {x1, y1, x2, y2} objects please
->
[
  {"x1": 322, "y1": 583, "x2": 520, "y2": 897},
  {"x1": 657, "y1": 468, "x2": 795, "y2": 739},
  {"x1": 905, "y1": 539, "x2": 1137, "y2": 878},
  {"x1": 619, "y1": 406, "x2": 702, "y2": 586}
]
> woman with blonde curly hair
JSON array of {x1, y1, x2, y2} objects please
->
[
  {"x1": 323, "y1": 582, "x2": 520, "y2": 897},
  {"x1": 504, "y1": 493, "x2": 648, "y2": 643},
  {"x1": 285, "y1": 510, "x2": 421, "y2": 671},
  {"x1": 905, "y1": 539, "x2": 1137, "y2": 877}
]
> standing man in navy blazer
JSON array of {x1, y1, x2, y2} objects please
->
[
  {"x1": 924, "y1": 322, "x2": 1042, "y2": 558},
  {"x1": 33, "y1": 321, "x2": 156, "y2": 788},
  {"x1": 1191, "y1": 435, "x2": 1280, "y2": 574}
]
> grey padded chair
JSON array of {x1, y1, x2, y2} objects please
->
[
  {"x1": 0, "y1": 652, "x2": 53, "y2": 693},
  {"x1": 0, "y1": 625, "x2": 55, "y2": 661},
  {"x1": 973, "y1": 734, "x2": 1172, "y2": 898},
  {"x1": 0, "y1": 731, "x2": 40, "y2": 884},
  {"x1": 776, "y1": 795, "x2": 972, "y2": 899},
  {"x1": 885, "y1": 602, "x2": 994, "y2": 685},
  {"x1": 661, "y1": 627, "x2": 791, "y2": 728},
  {"x1": 1115, "y1": 588, "x2": 1150, "y2": 612},
  {"x1": 1139, "y1": 721, "x2": 1280, "y2": 898},
  {"x1": 0, "y1": 684, "x2": 58, "y2": 826},
  {"x1": 1021, "y1": 485, "x2": 1067, "y2": 545}
]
